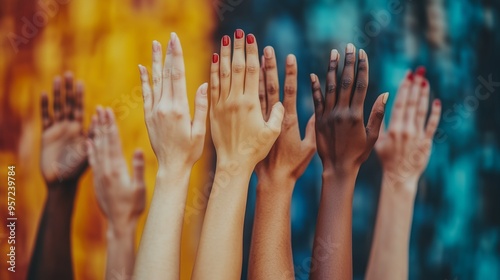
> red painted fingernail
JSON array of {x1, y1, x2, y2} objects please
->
[
  {"x1": 222, "y1": 35, "x2": 229, "y2": 46},
  {"x1": 416, "y1": 66, "x2": 426, "y2": 76},
  {"x1": 246, "y1": 34, "x2": 255, "y2": 44},
  {"x1": 435, "y1": 99, "x2": 441, "y2": 106},
  {"x1": 235, "y1": 29, "x2": 244, "y2": 39},
  {"x1": 407, "y1": 72, "x2": 414, "y2": 81},
  {"x1": 422, "y1": 80, "x2": 427, "y2": 87},
  {"x1": 212, "y1": 53, "x2": 219, "y2": 63}
]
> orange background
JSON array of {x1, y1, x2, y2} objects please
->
[{"x1": 0, "y1": 0, "x2": 215, "y2": 279}]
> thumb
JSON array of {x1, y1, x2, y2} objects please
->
[
  {"x1": 192, "y1": 83, "x2": 209, "y2": 140},
  {"x1": 131, "y1": 149, "x2": 145, "y2": 188},
  {"x1": 265, "y1": 101, "x2": 285, "y2": 135},
  {"x1": 303, "y1": 114, "x2": 316, "y2": 147},
  {"x1": 366, "y1": 92, "x2": 388, "y2": 149}
]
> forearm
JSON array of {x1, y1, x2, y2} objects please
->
[
  {"x1": 134, "y1": 168, "x2": 191, "y2": 279},
  {"x1": 248, "y1": 177, "x2": 295, "y2": 279},
  {"x1": 28, "y1": 184, "x2": 77, "y2": 280},
  {"x1": 105, "y1": 223, "x2": 137, "y2": 280},
  {"x1": 310, "y1": 170, "x2": 357, "y2": 280},
  {"x1": 192, "y1": 166, "x2": 252, "y2": 280},
  {"x1": 366, "y1": 175, "x2": 417, "y2": 280}
]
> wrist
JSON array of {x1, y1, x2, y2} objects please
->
[
  {"x1": 107, "y1": 220, "x2": 137, "y2": 240},
  {"x1": 257, "y1": 174, "x2": 295, "y2": 196},
  {"x1": 381, "y1": 173, "x2": 419, "y2": 200}
]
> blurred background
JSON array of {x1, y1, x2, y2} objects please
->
[{"x1": 1, "y1": 0, "x2": 499, "y2": 279}]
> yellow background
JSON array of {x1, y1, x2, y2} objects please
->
[{"x1": 0, "y1": 0, "x2": 215, "y2": 279}]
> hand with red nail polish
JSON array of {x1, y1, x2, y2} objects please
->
[
  {"x1": 366, "y1": 69, "x2": 441, "y2": 280},
  {"x1": 193, "y1": 31, "x2": 284, "y2": 280},
  {"x1": 309, "y1": 45, "x2": 388, "y2": 280},
  {"x1": 248, "y1": 50, "x2": 316, "y2": 279},
  {"x1": 87, "y1": 107, "x2": 146, "y2": 280},
  {"x1": 28, "y1": 72, "x2": 88, "y2": 279},
  {"x1": 135, "y1": 33, "x2": 209, "y2": 279}
]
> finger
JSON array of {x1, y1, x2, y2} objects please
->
[
  {"x1": 366, "y1": 92, "x2": 389, "y2": 149},
  {"x1": 337, "y1": 43, "x2": 356, "y2": 108},
  {"x1": 74, "y1": 82, "x2": 84, "y2": 123},
  {"x1": 220, "y1": 35, "x2": 231, "y2": 101},
  {"x1": 64, "y1": 72, "x2": 74, "y2": 120},
  {"x1": 388, "y1": 71, "x2": 413, "y2": 132},
  {"x1": 105, "y1": 108, "x2": 122, "y2": 158},
  {"x1": 88, "y1": 114, "x2": 98, "y2": 140},
  {"x1": 351, "y1": 49, "x2": 369, "y2": 115},
  {"x1": 152, "y1": 40, "x2": 163, "y2": 106},
  {"x1": 324, "y1": 49, "x2": 339, "y2": 114},
  {"x1": 303, "y1": 114, "x2": 316, "y2": 146},
  {"x1": 41, "y1": 92, "x2": 52, "y2": 130},
  {"x1": 266, "y1": 102, "x2": 285, "y2": 134},
  {"x1": 404, "y1": 67, "x2": 424, "y2": 130},
  {"x1": 425, "y1": 99, "x2": 442, "y2": 139},
  {"x1": 138, "y1": 65, "x2": 153, "y2": 112},
  {"x1": 244, "y1": 34, "x2": 260, "y2": 98},
  {"x1": 101, "y1": 107, "x2": 110, "y2": 164},
  {"x1": 132, "y1": 149, "x2": 146, "y2": 187},
  {"x1": 210, "y1": 53, "x2": 220, "y2": 106},
  {"x1": 192, "y1": 83, "x2": 209, "y2": 140},
  {"x1": 258, "y1": 55, "x2": 267, "y2": 119},
  {"x1": 162, "y1": 36, "x2": 174, "y2": 102},
  {"x1": 53, "y1": 76, "x2": 63, "y2": 121},
  {"x1": 264, "y1": 46, "x2": 279, "y2": 107},
  {"x1": 283, "y1": 54, "x2": 298, "y2": 115},
  {"x1": 169, "y1": 32, "x2": 189, "y2": 108},
  {"x1": 229, "y1": 29, "x2": 246, "y2": 96},
  {"x1": 310, "y1": 74, "x2": 325, "y2": 121},
  {"x1": 415, "y1": 79, "x2": 430, "y2": 132},
  {"x1": 87, "y1": 140, "x2": 96, "y2": 167}
]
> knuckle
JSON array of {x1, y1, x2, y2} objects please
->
[
  {"x1": 341, "y1": 77, "x2": 353, "y2": 89},
  {"x1": 220, "y1": 69, "x2": 231, "y2": 79},
  {"x1": 152, "y1": 76, "x2": 162, "y2": 86},
  {"x1": 171, "y1": 68, "x2": 185, "y2": 81},
  {"x1": 233, "y1": 63, "x2": 245, "y2": 74},
  {"x1": 267, "y1": 83, "x2": 279, "y2": 95},
  {"x1": 284, "y1": 84, "x2": 295, "y2": 95},
  {"x1": 344, "y1": 54, "x2": 355, "y2": 66},
  {"x1": 246, "y1": 64, "x2": 259, "y2": 74},
  {"x1": 327, "y1": 84, "x2": 336, "y2": 94},
  {"x1": 355, "y1": 80, "x2": 368, "y2": 91},
  {"x1": 357, "y1": 61, "x2": 368, "y2": 71},
  {"x1": 373, "y1": 108, "x2": 385, "y2": 120}
]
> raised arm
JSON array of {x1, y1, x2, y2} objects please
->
[
  {"x1": 133, "y1": 33, "x2": 208, "y2": 279},
  {"x1": 309, "y1": 46, "x2": 387, "y2": 280},
  {"x1": 248, "y1": 48, "x2": 316, "y2": 279},
  {"x1": 366, "y1": 68, "x2": 441, "y2": 280},
  {"x1": 87, "y1": 107, "x2": 146, "y2": 279},
  {"x1": 192, "y1": 30, "x2": 284, "y2": 280},
  {"x1": 28, "y1": 73, "x2": 88, "y2": 280}
]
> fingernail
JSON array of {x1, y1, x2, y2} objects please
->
[
  {"x1": 286, "y1": 54, "x2": 295, "y2": 65},
  {"x1": 421, "y1": 80, "x2": 427, "y2": 87},
  {"x1": 212, "y1": 53, "x2": 219, "y2": 63},
  {"x1": 222, "y1": 35, "x2": 230, "y2": 46},
  {"x1": 359, "y1": 49, "x2": 366, "y2": 60},
  {"x1": 331, "y1": 49, "x2": 339, "y2": 61},
  {"x1": 346, "y1": 43, "x2": 354, "y2": 54},
  {"x1": 138, "y1": 64, "x2": 144, "y2": 73},
  {"x1": 435, "y1": 99, "x2": 441, "y2": 106},
  {"x1": 416, "y1": 66, "x2": 426, "y2": 76},
  {"x1": 407, "y1": 72, "x2": 414, "y2": 81},
  {"x1": 235, "y1": 29, "x2": 244, "y2": 39},
  {"x1": 152, "y1": 40, "x2": 160, "y2": 51},
  {"x1": 201, "y1": 83, "x2": 208, "y2": 95},
  {"x1": 382, "y1": 92, "x2": 389, "y2": 105},
  {"x1": 310, "y1": 73, "x2": 316, "y2": 83},
  {"x1": 170, "y1": 32, "x2": 177, "y2": 45},
  {"x1": 264, "y1": 46, "x2": 273, "y2": 59},
  {"x1": 246, "y1": 34, "x2": 255, "y2": 44}
]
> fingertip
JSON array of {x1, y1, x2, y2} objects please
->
[
  {"x1": 310, "y1": 73, "x2": 317, "y2": 83},
  {"x1": 286, "y1": 54, "x2": 296, "y2": 66}
]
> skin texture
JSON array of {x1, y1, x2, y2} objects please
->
[
  {"x1": 366, "y1": 68, "x2": 441, "y2": 280},
  {"x1": 28, "y1": 73, "x2": 87, "y2": 280},
  {"x1": 192, "y1": 31, "x2": 284, "y2": 280},
  {"x1": 248, "y1": 48, "x2": 316, "y2": 280},
  {"x1": 309, "y1": 45, "x2": 387, "y2": 280},
  {"x1": 134, "y1": 32, "x2": 208, "y2": 279},
  {"x1": 87, "y1": 107, "x2": 146, "y2": 280}
]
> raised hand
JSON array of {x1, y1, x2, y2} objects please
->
[
  {"x1": 28, "y1": 72, "x2": 87, "y2": 279},
  {"x1": 87, "y1": 107, "x2": 146, "y2": 279},
  {"x1": 375, "y1": 67, "x2": 442, "y2": 190},
  {"x1": 134, "y1": 32, "x2": 208, "y2": 280},
  {"x1": 310, "y1": 45, "x2": 387, "y2": 280},
  {"x1": 249, "y1": 47, "x2": 316, "y2": 279},
  {"x1": 193, "y1": 30, "x2": 284, "y2": 280},
  {"x1": 40, "y1": 72, "x2": 88, "y2": 187},
  {"x1": 366, "y1": 68, "x2": 441, "y2": 280},
  {"x1": 255, "y1": 47, "x2": 316, "y2": 183},
  {"x1": 310, "y1": 46, "x2": 387, "y2": 174}
]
